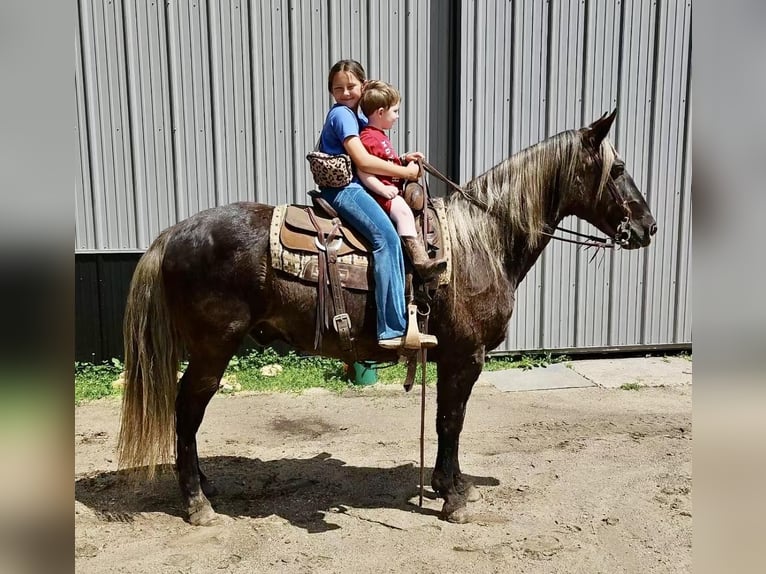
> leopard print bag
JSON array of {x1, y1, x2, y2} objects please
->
[{"x1": 306, "y1": 151, "x2": 354, "y2": 188}]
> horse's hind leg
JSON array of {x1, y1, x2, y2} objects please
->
[{"x1": 176, "y1": 350, "x2": 235, "y2": 526}]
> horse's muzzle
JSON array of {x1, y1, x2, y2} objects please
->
[{"x1": 622, "y1": 217, "x2": 657, "y2": 249}]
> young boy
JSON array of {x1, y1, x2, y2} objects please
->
[{"x1": 357, "y1": 81, "x2": 446, "y2": 280}]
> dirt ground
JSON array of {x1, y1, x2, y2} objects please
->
[{"x1": 75, "y1": 377, "x2": 691, "y2": 574}]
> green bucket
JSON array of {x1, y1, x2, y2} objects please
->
[{"x1": 352, "y1": 361, "x2": 377, "y2": 385}]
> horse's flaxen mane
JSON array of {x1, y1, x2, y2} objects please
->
[{"x1": 446, "y1": 130, "x2": 616, "y2": 285}]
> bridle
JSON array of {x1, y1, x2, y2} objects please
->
[{"x1": 422, "y1": 156, "x2": 634, "y2": 251}]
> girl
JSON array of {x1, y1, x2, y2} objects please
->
[{"x1": 317, "y1": 59, "x2": 435, "y2": 350}]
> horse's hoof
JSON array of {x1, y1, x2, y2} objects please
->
[
  {"x1": 444, "y1": 505, "x2": 472, "y2": 524},
  {"x1": 462, "y1": 484, "x2": 482, "y2": 503},
  {"x1": 441, "y1": 496, "x2": 471, "y2": 523},
  {"x1": 188, "y1": 503, "x2": 219, "y2": 526}
]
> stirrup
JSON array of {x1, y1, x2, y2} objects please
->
[
  {"x1": 419, "y1": 333, "x2": 438, "y2": 348},
  {"x1": 402, "y1": 304, "x2": 422, "y2": 349},
  {"x1": 378, "y1": 337, "x2": 404, "y2": 350}
]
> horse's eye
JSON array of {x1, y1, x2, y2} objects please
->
[{"x1": 611, "y1": 164, "x2": 625, "y2": 178}]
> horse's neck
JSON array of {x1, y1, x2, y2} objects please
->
[
  {"x1": 505, "y1": 231, "x2": 555, "y2": 287},
  {"x1": 496, "y1": 174, "x2": 565, "y2": 286},
  {"x1": 453, "y1": 135, "x2": 575, "y2": 290}
]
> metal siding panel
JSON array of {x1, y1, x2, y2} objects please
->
[
  {"x1": 124, "y1": 0, "x2": 176, "y2": 249},
  {"x1": 508, "y1": 0, "x2": 548, "y2": 350},
  {"x1": 675, "y1": 59, "x2": 692, "y2": 344},
  {"x1": 210, "y1": 0, "x2": 253, "y2": 204},
  {"x1": 401, "y1": 0, "x2": 415, "y2": 154},
  {"x1": 547, "y1": 0, "x2": 585, "y2": 134},
  {"x1": 168, "y1": 0, "x2": 215, "y2": 219},
  {"x1": 81, "y1": 0, "x2": 137, "y2": 250},
  {"x1": 250, "y1": 0, "x2": 268, "y2": 202},
  {"x1": 541, "y1": 0, "x2": 585, "y2": 350},
  {"x1": 427, "y1": 0, "x2": 454, "y2": 194},
  {"x1": 573, "y1": 0, "x2": 620, "y2": 348},
  {"x1": 410, "y1": 0, "x2": 430, "y2": 159},
  {"x1": 458, "y1": 0, "x2": 475, "y2": 180},
  {"x1": 330, "y1": 0, "x2": 368, "y2": 62},
  {"x1": 643, "y1": 0, "x2": 690, "y2": 344},
  {"x1": 76, "y1": 3, "x2": 96, "y2": 251},
  {"x1": 210, "y1": 0, "x2": 232, "y2": 203},
  {"x1": 675, "y1": 119, "x2": 692, "y2": 343},
  {"x1": 293, "y1": 0, "x2": 330, "y2": 199},
  {"x1": 608, "y1": 0, "x2": 655, "y2": 345},
  {"x1": 250, "y1": 0, "x2": 293, "y2": 206},
  {"x1": 368, "y1": 1, "x2": 403, "y2": 140}
]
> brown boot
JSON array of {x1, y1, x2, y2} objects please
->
[{"x1": 402, "y1": 236, "x2": 447, "y2": 280}]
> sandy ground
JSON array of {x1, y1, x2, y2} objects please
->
[{"x1": 75, "y1": 376, "x2": 691, "y2": 574}]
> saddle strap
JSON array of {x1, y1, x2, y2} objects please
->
[
  {"x1": 326, "y1": 248, "x2": 353, "y2": 351},
  {"x1": 306, "y1": 208, "x2": 354, "y2": 353}
]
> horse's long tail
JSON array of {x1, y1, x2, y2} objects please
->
[{"x1": 117, "y1": 229, "x2": 181, "y2": 478}]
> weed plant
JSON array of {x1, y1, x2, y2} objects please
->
[
  {"x1": 75, "y1": 359, "x2": 124, "y2": 404},
  {"x1": 74, "y1": 350, "x2": 567, "y2": 403}
]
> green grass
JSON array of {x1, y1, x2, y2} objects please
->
[
  {"x1": 619, "y1": 381, "x2": 641, "y2": 391},
  {"x1": 74, "y1": 350, "x2": 569, "y2": 404},
  {"x1": 75, "y1": 359, "x2": 124, "y2": 404},
  {"x1": 229, "y1": 351, "x2": 350, "y2": 393},
  {"x1": 484, "y1": 352, "x2": 567, "y2": 371}
]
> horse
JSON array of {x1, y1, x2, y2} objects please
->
[{"x1": 117, "y1": 110, "x2": 657, "y2": 525}]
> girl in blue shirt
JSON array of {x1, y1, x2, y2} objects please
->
[{"x1": 318, "y1": 59, "x2": 435, "y2": 349}]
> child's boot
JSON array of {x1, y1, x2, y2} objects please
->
[{"x1": 402, "y1": 236, "x2": 446, "y2": 280}]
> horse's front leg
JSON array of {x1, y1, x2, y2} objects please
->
[{"x1": 432, "y1": 349, "x2": 484, "y2": 523}]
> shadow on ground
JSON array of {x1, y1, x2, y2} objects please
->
[{"x1": 75, "y1": 453, "x2": 499, "y2": 532}]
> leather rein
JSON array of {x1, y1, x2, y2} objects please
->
[{"x1": 421, "y1": 160, "x2": 633, "y2": 250}]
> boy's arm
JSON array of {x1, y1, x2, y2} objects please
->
[
  {"x1": 357, "y1": 170, "x2": 399, "y2": 199},
  {"x1": 345, "y1": 137, "x2": 419, "y2": 180}
]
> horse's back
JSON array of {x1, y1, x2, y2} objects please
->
[{"x1": 162, "y1": 202, "x2": 274, "y2": 296}]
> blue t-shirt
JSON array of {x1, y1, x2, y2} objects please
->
[{"x1": 319, "y1": 104, "x2": 367, "y2": 155}]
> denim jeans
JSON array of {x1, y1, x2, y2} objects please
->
[{"x1": 320, "y1": 184, "x2": 407, "y2": 340}]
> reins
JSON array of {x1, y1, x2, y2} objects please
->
[
  {"x1": 422, "y1": 159, "x2": 633, "y2": 250},
  {"x1": 422, "y1": 161, "x2": 489, "y2": 210}
]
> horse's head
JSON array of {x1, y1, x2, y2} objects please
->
[{"x1": 570, "y1": 110, "x2": 657, "y2": 249}]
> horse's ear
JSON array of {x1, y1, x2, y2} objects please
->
[{"x1": 584, "y1": 108, "x2": 617, "y2": 148}]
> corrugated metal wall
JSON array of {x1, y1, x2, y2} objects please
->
[
  {"x1": 75, "y1": 0, "x2": 450, "y2": 251},
  {"x1": 457, "y1": 0, "x2": 691, "y2": 351},
  {"x1": 75, "y1": 0, "x2": 691, "y2": 352}
]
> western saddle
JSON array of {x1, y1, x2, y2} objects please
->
[{"x1": 270, "y1": 184, "x2": 450, "y2": 376}]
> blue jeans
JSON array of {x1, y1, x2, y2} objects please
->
[{"x1": 320, "y1": 184, "x2": 407, "y2": 340}]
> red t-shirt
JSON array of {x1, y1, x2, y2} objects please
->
[{"x1": 359, "y1": 126, "x2": 402, "y2": 189}]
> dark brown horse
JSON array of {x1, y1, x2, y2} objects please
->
[{"x1": 117, "y1": 110, "x2": 656, "y2": 525}]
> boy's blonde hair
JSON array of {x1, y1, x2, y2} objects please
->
[{"x1": 360, "y1": 80, "x2": 401, "y2": 116}]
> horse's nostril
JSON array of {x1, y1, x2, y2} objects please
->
[{"x1": 650, "y1": 223, "x2": 657, "y2": 236}]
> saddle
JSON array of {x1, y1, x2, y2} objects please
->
[
  {"x1": 272, "y1": 189, "x2": 450, "y2": 290},
  {"x1": 269, "y1": 187, "x2": 452, "y2": 356}
]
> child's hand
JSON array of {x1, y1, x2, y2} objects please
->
[
  {"x1": 401, "y1": 151, "x2": 425, "y2": 163},
  {"x1": 376, "y1": 185, "x2": 399, "y2": 200}
]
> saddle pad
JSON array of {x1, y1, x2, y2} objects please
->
[{"x1": 428, "y1": 198, "x2": 452, "y2": 286}]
